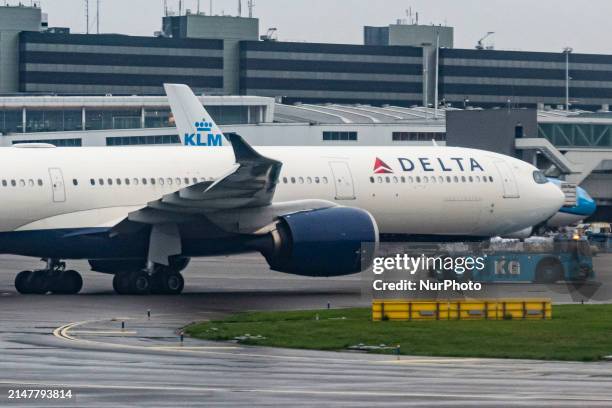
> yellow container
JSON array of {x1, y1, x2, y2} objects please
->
[{"x1": 372, "y1": 299, "x2": 551, "y2": 321}]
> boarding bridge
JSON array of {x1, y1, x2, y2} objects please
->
[{"x1": 515, "y1": 138, "x2": 582, "y2": 175}]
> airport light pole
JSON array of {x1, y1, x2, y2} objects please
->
[
  {"x1": 563, "y1": 47, "x2": 573, "y2": 111},
  {"x1": 434, "y1": 30, "x2": 440, "y2": 119},
  {"x1": 421, "y1": 42, "x2": 432, "y2": 110}
]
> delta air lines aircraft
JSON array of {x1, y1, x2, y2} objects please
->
[{"x1": 0, "y1": 84, "x2": 565, "y2": 295}]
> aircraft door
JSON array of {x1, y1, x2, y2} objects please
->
[
  {"x1": 48, "y1": 168, "x2": 66, "y2": 203},
  {"x1": 329, "y1": 161, "x2": 356, "y2": 200},
  {"x1": 493, "y1": 161, "x2": 520, "y2": 199}
]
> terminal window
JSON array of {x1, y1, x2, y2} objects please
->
[
  {"x1": 106, "y1": 135, "x2": 180, "y2": 146},
  {"x1": 392, "y1": 132, "x2": 446, "y2": 142},
  {"x1": 322, "y1": 131, "x2": 358, "y2": 141}
]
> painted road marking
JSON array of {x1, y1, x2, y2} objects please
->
[{"x1": 69, "y1": 330, "x2": 138, "y2": 335}]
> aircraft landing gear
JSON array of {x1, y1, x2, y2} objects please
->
[
  {"x1": 112, "y1": 265, "x2": 185, "y2": 295},
  {"x1": 14, "y1": 260, "x2": 83, "y2": 295}
]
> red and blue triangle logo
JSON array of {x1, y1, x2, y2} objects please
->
[{"x1": 373, "y1": 157, "x2": 393, "y2": 174}]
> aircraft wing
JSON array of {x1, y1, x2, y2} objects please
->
[
  {"x1": 152, "y1": 133, "x2": 281, "y2": 212},
  {"x1": 111, "y1": 133, "x2": 283, "y2": 232}
]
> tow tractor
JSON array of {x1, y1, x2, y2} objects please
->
[{"x1": 431, "y1": 237, "x2": 595, "y2": 284}]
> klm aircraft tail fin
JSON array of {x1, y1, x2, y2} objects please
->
[{"x1": 164, "y1": 83, "x2": 224, "y2": 147}]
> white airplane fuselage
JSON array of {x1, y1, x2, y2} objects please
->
[{"x1": 0, "y1": 144, "x2": 564, "y2": 255}]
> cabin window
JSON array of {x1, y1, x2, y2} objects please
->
[
  {"x1": 142, "y1": 178, "x2": 147, "y2": 185},
  {"x1": 1, "y1": 180, "x2": 6, "y2": 187},
  {"x1": 322, "y1": 177, "x2": 329, "y2": 184},
  {"x1": 107, "y1": 178, "x2": 113, "y2": 186},
  {"x1": 125, "y1": 178, "x2": 131, "y2": 186},
  {"x1": 315, "y1": 177, "x2": 320, "y2": 184},
  {"x1": 370, "y1": 177, "x2": 375, "y2": 184},
  {"x1": 489, "y1": 176, "x2": 494, "y2": 182},
  {"x1": 298, "y1": 177, "x2": 304, "y2": 184},
  {"x1": 72, "y1": 179, "x2": 78, "y2": 186},
  {"x1": 401, "y1": 176, "x2": 406, "y2": 183},
  {"x1": 98, "y1": 179, "x2": 104, "y2": 185},
  {"x1": 306, "y1": 177, "x2": 312, "y2": 184}
]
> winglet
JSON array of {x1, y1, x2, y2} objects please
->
[{"x1": 225, "y1": 132, "x2": 264, "y2": 161}]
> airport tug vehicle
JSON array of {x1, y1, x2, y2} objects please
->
[{"x1": 431, "y1": 237, "x2": 595, "y2": 284}]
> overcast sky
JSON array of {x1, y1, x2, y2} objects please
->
[{"x1": 32, "y1": 0, "x2": 612, "y2": 54}]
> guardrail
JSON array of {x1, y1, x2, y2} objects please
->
[{"x1": 372, "y1": 299, "x2": 552, "y2": 321}]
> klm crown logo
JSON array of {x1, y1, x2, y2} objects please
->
[{"x1": 184, "y1": 120, "x2": 223, "y2": 146}]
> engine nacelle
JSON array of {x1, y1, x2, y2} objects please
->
[
  {"x1": 256, "y1": 207, "x2": 378, "y2": 277},
  {"x1": 503, "y1": 227, "x2": 533, "y2": 239}
]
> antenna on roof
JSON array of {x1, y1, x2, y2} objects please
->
[
  {"x1": 96, "y1": 0, "x2": 100, "y2": 34},
  {"x1": 238, "y1": 0, "x2": 241, "y2": 16},
  {"x1": 196, "y1": 0, "x2": 200, "y2": 14},
  {"x1": 209, "y1": 0, "x2": 212, "y2": 15},
  {"x1": 84, "y1": 0, "x2": 89, "y2": 33},
  {"x1": 247, "y1": 0, "x2": 254, "y2": 17}
]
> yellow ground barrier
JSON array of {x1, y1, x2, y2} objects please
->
[{"x1": 372, "y1": 299, "x2": 552, "y2": 321}]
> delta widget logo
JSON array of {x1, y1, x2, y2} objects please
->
[
  {"x1": 373, "y1": 157, "x2": 393, "y2": 174},
  {"x1": 184, "y1": 120, "x2": 223, "y2": 146}
]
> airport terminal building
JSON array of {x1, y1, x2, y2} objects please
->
[{"x1": 0, "y1": 3, "x2": 611, "y2": 220}]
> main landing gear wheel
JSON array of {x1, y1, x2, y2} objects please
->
[
  {"x1": 14, "y1": 261, "x2": 83, "y2": 295},
  {"x1": 113, "y1": 269, "x2": 185, "y2": 295},
  {"x1": 152, "y1": 270, "x2": 184, "y2": 295},
  {"x1": 112, "y1": 273, "x2": 131, "y2": 295},
  {"x1": 15, "y1": 271, "x2": 33, "y2": 294},
  {"x1": 52, "y1": 270, "x2": 83, "y2": 295},
  {"x1": 130, "y1": 271, "x2": 152, "y2": 295}
]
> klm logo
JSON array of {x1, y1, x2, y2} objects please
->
[{"x1": 184, "y1": 121, "x2": 223, "y2": 147}]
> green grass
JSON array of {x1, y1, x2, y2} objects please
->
[{"x1": 185, "y1": 305, "x2": 612, "y2": 361}]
